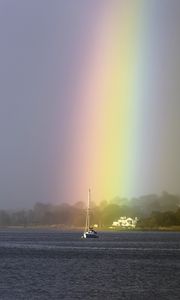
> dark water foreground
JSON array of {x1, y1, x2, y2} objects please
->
[{"x1": 0, "y1": 229, "x2": 179, "y2": 300}]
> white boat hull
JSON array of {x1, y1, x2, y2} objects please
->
[{"x1": 83, "y1": 231, "x2": 98, "y2": 239}]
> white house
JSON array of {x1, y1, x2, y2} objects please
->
[{"x1": 112, "y1": 216, "x2": 138, "y2": 228}]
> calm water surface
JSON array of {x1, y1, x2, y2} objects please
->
[{"x1": 0, "y1": 229, "x2": 179, "y2": 299}]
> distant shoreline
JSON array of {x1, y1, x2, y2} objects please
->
[{"x1": 0, "y1": 225, "x2": 180, "y2": 232}]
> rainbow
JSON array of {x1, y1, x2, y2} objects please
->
[{"x1": 66, "y1": 1, "x2": 147, "y2": 203}]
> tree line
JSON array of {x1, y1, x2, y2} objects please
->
[
  {"x1": 138, "y1": 209, "x2": 180, "y2": 229},
  {"x1": 0, "y1": 191, "x2": 179, "y2": 228}
]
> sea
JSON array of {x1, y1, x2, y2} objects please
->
[{"x1": 0, "y1": 229, "x2": 179, "y2": 300}]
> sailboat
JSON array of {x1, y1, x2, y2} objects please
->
[{"x1": 82, "y1": 189, "x2": 98, "y2": 239}]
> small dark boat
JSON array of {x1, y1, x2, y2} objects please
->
[{"x1": 81, "y1": 189, "x2": 98, "y2": 239}]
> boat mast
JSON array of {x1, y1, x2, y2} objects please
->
[
  {"x1": 87, "y1": 188, "x2": 91, "y2": 229},
  {"x1": 85, "y1": 188, "x2": 91, "y2": 231}
]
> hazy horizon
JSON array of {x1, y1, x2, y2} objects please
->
[{"x1": 0, "y1": 0, "x2": 180, "y2": 209}]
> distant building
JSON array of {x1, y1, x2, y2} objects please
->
[{"x1": 112, "y1": 216, "x2": 138, "y2": 228}]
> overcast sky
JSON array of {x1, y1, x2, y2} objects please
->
[{"x1": 0, "y1": 0, "x2": 180, "y2": 208}]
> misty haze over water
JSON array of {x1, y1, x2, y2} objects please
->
[{"x1": 0, "y1": 192, "x2": 180, "y2": 228}]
